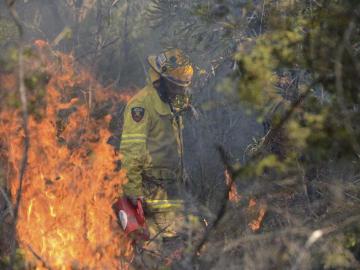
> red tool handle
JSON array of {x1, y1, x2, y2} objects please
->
[{"x1": 136, "y1": 199, "x2": 145, "y2": 224}]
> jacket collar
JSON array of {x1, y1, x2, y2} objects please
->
[{"x1": 148, "y1": 83, "x2": 171, "y2": 115}]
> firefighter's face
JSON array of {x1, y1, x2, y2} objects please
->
[{"x1": 164, "y1": 79, "x2": 187, "y2": 97}]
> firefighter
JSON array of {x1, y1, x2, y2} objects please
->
[{"x1": 119, "y1": 48, "x2": 194, "y2": 269}]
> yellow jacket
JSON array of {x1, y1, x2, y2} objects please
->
[{"x1": 120, "y1": 83, "x2": 183, "y2": 198}]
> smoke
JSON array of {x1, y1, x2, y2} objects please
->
[
  {"x1": 0, "y1": 1, "x2": 264, "y2": 268},
  {"x1": 2, "y1": 0, "x2": 262, "y2": 201}
]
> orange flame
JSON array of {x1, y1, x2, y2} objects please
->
[
  {"x1": 224, "y1": 169, "x2": 241, "y2": 203},
  {"x1": 224, "y1": 169, "x2": 266, "y2": 232},
  {"x1": 247, "y1": 198, "x2": 266, "y2": 232},
  {"x1": 0, "y1": 41, "x2": 134, "y2": 269}
]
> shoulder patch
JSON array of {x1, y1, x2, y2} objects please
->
[{"x1": 131, "y1": 107, "x2": 145, "y2": 122}]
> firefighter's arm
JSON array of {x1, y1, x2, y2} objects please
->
[{"x1": 120, "y1": 102, "x2": 150, "y2": 197}]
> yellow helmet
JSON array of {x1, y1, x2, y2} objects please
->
[{"x1": 147, "y1": 48, "x2": 194, "y2": 87}]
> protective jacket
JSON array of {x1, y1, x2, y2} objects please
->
[{"x1": 120, "y1": 82, "x2": 184, "y2": 207}]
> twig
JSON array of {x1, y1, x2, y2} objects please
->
[
  {"x1": 297, "y1": 161, "x2": 319, "y2": 219},
  {"x1": 75, "y1": 37, "x2": 121, "y2": 61},
  {"x1": 0, "y1": 187, "x2": 14, "y2": 218},
  {"x1": 27, "y1": 244, "x2": 53, "y2": 270},
  {"x1": 344, "y1": 192, "x2": 360, "y2": 203},
  {"x1": 111, "y1": 0, "x2": 121, "y2": 8},
  {"x1": 261, "y1": 87, "x2": 311, "y2": 147},
  {"x1": 259, "y1": 0, "x2": 266, "y2": 35},
  {"x1": 144, "y1": 224, "x2": 171, "y2": 247},
  {"x1": 190, "y1": 146, "x2": 234, "y2": 263},
  {"x1": 5, "y1": 1, "x2": 30, "y2": 268},
  {"x1": 115, "y1": 0, "x2": 131, "y2": 85},
  {"x1": 290, "y1": 214, "x2": 360, "y2": 270},
  {"x1": 246, "y1": 76, "x2": 324, "y2": 162},
  {"x1": 191, "y1": 76, "x2": 322, "y2": 264},
  {"x1": 335, "y1": 18, "x2": 360, "y2": 155},
  {"x1": 109, "y1": 0, "x2": 121, "y2": 19},
  {"x1": 223, "y1": 214, "x2": 360, "y2": 253}
]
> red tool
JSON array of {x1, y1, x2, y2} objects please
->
[{"x1": 113, "y1": 197, "x2": 150, "y2": 241}]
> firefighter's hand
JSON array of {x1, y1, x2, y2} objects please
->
[{"x1": 127, "y1": 196, "x2": 144, "y2": 207}]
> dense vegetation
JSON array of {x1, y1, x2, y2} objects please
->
[{"x1": 0, "y1": 0, "x2": 359, "y2": 269}]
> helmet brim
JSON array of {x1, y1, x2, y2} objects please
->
[{"x1": 147, "y1": 55, "x2": 161, "y2": 74}]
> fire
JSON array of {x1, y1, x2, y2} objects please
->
[
  {"x1": 247, "y1": 198, "x2": 267, "y2": 232},
  {"x1": 224, "y1": 169, "x2": 266, "y2": 232},
  {"x1": 225, "y1": 169, "x2": 241, "y2": 203},
  {"x1": 0, "y1": 41, "x2": 134, "y2": 269}
]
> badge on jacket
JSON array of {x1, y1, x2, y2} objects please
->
[{"x1": 131, "y1": 107, "x2": 145, "y2": 122}]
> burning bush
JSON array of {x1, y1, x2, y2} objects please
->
[{"x1": 0, "y1": 41, "x2": 134, "y2": 269}]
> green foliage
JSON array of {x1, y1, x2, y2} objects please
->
[
  {"x1": 0, "y1": 1, "x2": 359, "y2": 269},
  {"x1": 323, "y1": 235, "x2": 357, "y2": 269},
  {"x1": 192, "y1": 1, "x2": 360, "y2": 269},
  {"x1": 0, "y1": 249, "x2": 26, "y2": 270},
  {"x1": 235, "y1": 0, "x2": 360, "y2": 161},
  {"x1": 146, "y1": 0, "x2": 258, "y2": 70},
  {"x1": 0, "y1": 48, "x2": 48, "y2": 119},
  {"x1": 0, "y1": 18, "x2": 18, "y2": 45},
  {"x1": 235, "y1": 23, "x2": 304, "y2": 109}
]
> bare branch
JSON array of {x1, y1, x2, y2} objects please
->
[
  {"x1": 291, "y1": 214, "x2": 360, "y2": 270},
  {"x1": 26, "y1": 244, "x2": 53, "y2": 270},
  {"x1": 0, "y1": 187, "x2": 14, "y2": 219},
  {"x1": 335, "y1": 19, "x2": 360, "y2": 155},
  {"x1": 5, "y1": 1, "x2": 30, "y2": 268},
  {"x1": 191, "y1": 146, "x2": 235, "y2": 263}
]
